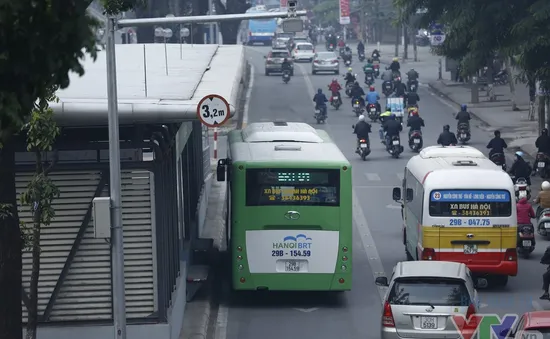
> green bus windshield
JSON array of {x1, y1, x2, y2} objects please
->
[{"x1": 245, "y1": 168, "x2": 340, "y2": 206}]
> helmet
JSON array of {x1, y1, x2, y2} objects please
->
[
  {"x1": 393, "y1": 57, "x2": 398, "y2": 62},
  {"x1": 494, "y1": 130, "x2": 501, "y2": 137},
  {"x1": 348, "y1": 67, "x2": 353, "y2": 72},
  {"x1": 515, "y1": 151, "x2": 524, "y2": 158},
  {"x1": 332, "y1": 78, "x2": 338, "y2": 82},
  {"x1": 410, "y1": 68, "x2": 415, "y2": 72},
  {"x1": 369, "y1": 86, "x2": 375, "y2": 91},
  {"x1": 408, "y1": 106, "x2": 416, "y2": 112},
  {"x1": 358, "y1": 115, "x2": 365, "y2": 121},
  {"x1": 317, "y1": 88, "x2": 322, "y2": 93},
  {"x1": 461, "y1": 104, "x2": 468, "y2": 111},
  {"x1": 542, "y1": 181, "x2": 550, "y2": 191},
  {"x1": 443, "y1": 125, "x2": 450, "y2": 131},
  {"x1": 543, "y1": 128, "x2": 548, "y2": 135}
]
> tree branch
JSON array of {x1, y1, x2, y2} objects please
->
[
  {"x1": 21, "y1": 288, "x2": 31, "y2": 310},
  {"x1": 43, "y1": 150, "x2": 58, "y2": 176}
]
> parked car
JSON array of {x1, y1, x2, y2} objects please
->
[
  {"x1": 502, "y1": 311, "x2": 550, "y2": 338},
  {"x1": 291, "y1": 42, "x2": 315, "y2": 62},
  {"x1": 264, "y1": 49, "x2": 293, "y2": 76},
  {"x1": 312, "y1": 51, "x2": 339, "y2": 75},
  {"x1": 375, "y1": 261, "x2": 478, "y2": 339}
]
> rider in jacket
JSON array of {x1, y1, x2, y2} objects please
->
[
  {"x1": 313, "y1": 88, "x2": 328, "y2": 115},
  {"x1": 405, "y1": 91, "x2": 420, "y2": 108},
  {"x1": 354, "y1": 114, "x2": 372, "y2": 150},
  {"x1": 383, "y1": 114, "x2": 402, "y2": 146},
  {"x1": 371, "y1": 49, "x2": 380, "y2": 60},
  {"x1": 281, "y1": 58, "x2": 292, "y2": 73},
  {"x1": 363, "y1": 59, "x2": 375, "y2": 83},
  {"x1": 437, "y1": 125, "x2": 457, "y2": 146},
  {"x1": 350, "y1": 82, "x2": 365, "y2": 107},
  {"x1": 344, "y1": 68, "x2": 356, "y2": 85},
  {"x1": 389, "y1": 57, "x2": 400, "y2": 74},
  {"x1": 509, "y1": 151, "x2": 532, "y2": 185},
  {"x1": 328, "y1": 78, "x2": 342, "y2": 103},
  {"x1": 406, "y1": 68, "x2": 419, "y2": 81},
  {"x1": 534, "y1": 181, "x2": 550, "y2": 218},
  {"x1": 366, "y1": 86, "x2": 381, "y2": 113},
  {"x1": 487, "y1": 130, "x2": 508, "y2": 158},
  {"x1": 379, "y1": 107, "x2": 392, "y2": 141},
  {"x1": 456, "y1": 104, "x2": 472, "y2": 130},
  {"x1": 357, "y1": 41, "x2": 365, "y2": 55},
  {"x1": 406, "y1": 110, "x2": 425, "y2": 137},
  {"x1": 534, "y1": 129, "x2": 550, "y2": 172},
  {"x1": 517, "y1": 197, "x2": 536, "y2": 248}
]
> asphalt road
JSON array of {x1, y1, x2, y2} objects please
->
[{"x1": 216, "y1": 45, "x2": 549, "y2": 339}]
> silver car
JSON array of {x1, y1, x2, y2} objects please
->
[
  {"x1": 311, "y1": 51, "x2": 339, "y2": 75},
  {"x1": 375, "y1": 261, "x2": 479, "y2": 339},
  {"x1": 272, "y1": 38, "x2": 288, "y2": 49}
]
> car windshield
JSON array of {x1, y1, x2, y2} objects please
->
[
  {"x1": 271, "y1": 52, "x2": 289, "y2": 58},
  {"x1": 317, "y1": 52, "x2": 336, "y2": 60},
  {"x1": 388, "y1": 278, "x2": 470, "y2": 306},
  {"x1": 297, "y1": 44, "x2": 313, "y2": 50}
]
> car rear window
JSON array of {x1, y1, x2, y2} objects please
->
[
  {"x1": 388, "y1": 278, "x2": 470, "y2": 306},
  {"x1": 526, "y1": 329, "x2": 550, "y2": 338},
  {"x1": 317, "y1": 52, "x2": 335, "y2": 59},
  {"x1": 271, "y1": 52, "x2": 289, "y2": 58},
  {"x1": 297, "y1": 44, "x2": 313, "y2": 50}
]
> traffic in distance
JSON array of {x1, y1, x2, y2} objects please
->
[{"x1": 221, "y1": 19, "x2": 550, "y2": 338}]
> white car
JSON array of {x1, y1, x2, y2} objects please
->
[{"x1": 292, "y1": 42, "x2": 315, "y2": 62}]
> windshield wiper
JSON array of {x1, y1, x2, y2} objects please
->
[{"x1": 409, "y1": 302, "x2": 435, "y2": 309}]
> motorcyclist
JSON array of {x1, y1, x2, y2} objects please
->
[
  {"x1": 534, "y1": 181, "x2": 550, "y2": 218},
  {"x1": 486, "y1": 130, "x2": 508, "y2": 158},
  {"x1": 363, "y1": 58, "x2": 375, "y2": 82},
  {"x1": 394, "y1": 78, "x2": 407, "y2": 98},
  {"x1": 509, "y1": 151, "x2": 532, "y2": 186},
  {"x1": 357, "y1": 41, "x2": 365, "y2": 55},
  {"x1": 379, "y1": 107, "x2": 392, "y2": 141},
  {"x1": 366, "y1": 86, "x2": 381, "y2": 113},
  {"x1": 281, "y1": 58, "x2": 292, "y2": 73},
  {"x1": 389, "y1": 57, "x2": 401, "y2": 74},
  {"x1": 456, "y1": 104, "x2": 472, "y2": 131},
  {"x1": 313, "y1": 88, "x2": 328, "y2": 116},
  {"x1": 437, "y1": 125, "x2": 457, "y2": 146},
  {"x1": 517, "y1": 197, "x2": 536, "y2": 248},
  {"x1": 337, "y1": 39, "x2": 345, "y2": 52},
  {"x1": 534, "y1": 128, "x2": 550, "y2": 172},
  {"x1": 350, "y1": 81, "x2": 365, "y2": 107},
  {"x1": 539, "y1": 245, "x2": 550, "y2": 300},
  {"x1": 354, "y1": 114, "x2": 372, "y2": 151},
  {"x1": 382, "y1": 114, "x2": 403, "y2": 146},
  {"x1": 344, "y1": 46, "x2": 352, "y2": 58},
  {"x1": 328, "y1": 78, "x2": 342, "y2": 103},
  {"x1": 405, "y1": 90, "x2": 420, "y2": 108},
  {"x1": 344, "y1": 68, "x2": 356, "y2": 85},
  {"x1": 406, "y1": 110, "x2": 424, "y2": 138},
  {"x1": 371, "y1": 49, "x2": 380, "y2": 61},
  {"x1": 406, "y1": 68, "x2": 419, "y2": 81}
]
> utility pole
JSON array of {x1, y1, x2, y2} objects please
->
[
  {"x1": 412, "y1": 27, "x2": 417, "y2": 61},
  {"x1": 394, "y1": 7, "x2": 401, "y2": 57},
  {"x1": 359, "y1": 0, "x2": 366, "y2": 44},
  {"x1": 403, "y1": 23, "x2": 408, "y2": 60},
  {"x1": 208, "y1": 0, "x2": 214, "y2": 43}
]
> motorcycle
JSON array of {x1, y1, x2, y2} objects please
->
[
  {"x1": 344, "y1": 58, "x2": 351, "y2": 67},
  {"x1": 537, "y1": 208, "x2": 550, "y2": 238},
  {"x1": 358, "y1": 52, "x2": 365, "y2": 62},
  {"x1": 367, "y1": 103, "x2": 379, "y2": 121},
  {"x1": 513, "y1": 177, "x2": 531, "y2": 201},
  {"x1": 352, "y1": 98, "x2": 363, "y2": 117},
  {"x1": 387, "y1": 135, "x2": 403, "y2": 158},
  {"x1": 373, "y1": 63, "x2": 380, "y2": 78},
  {"x1": 457, "y1": 123, "x2": 470, "y2": 144},
  {"x1": 494, "y1": 69, "x2": 508, "y2": 85},
  {"x1": 409, "y1": 130, "x2": 423, "y2": 152},
  {"x1": 392, "y1": 73, "x2": 401, "y2": 82},
  {"x1": 282, "y1": 70, "x2": 291, "y2": 83},
  {"x1": 339, "y1": 47, "x2": 346, "y2": 56},
  {"x1": 535, "y1": 152, "x2": 549, "y2": 178},
  {"x1": 364, "y1": 73, "x2": 374, "y2": 85},
  {"x1": 407, "y1": 79, "x2": 419, "y2": 92},
  {"x1": 358, "y1": 138, "x2": 371, "y2": 160},
  {"x1": 382, "y1": 81, "x2": 393, "y2": 97},
  {"x1": 490, "y1": 152, "x2": 507, "y2": 171},
  {"x1": 345, "y1": 81, "x2": 354, "y2": 97},
  {"x1": 327, "y1": 44, "x2": 335, "y2": 51},
  {"x1": 330, "y1": 92, "x2": 341, "y2": 110},
  {"x1": 314, "y1": 105, "x2": 327, "y2": 124},
  {"x1": 517, "y1": 223, "x2": 536, "y2": 258}
]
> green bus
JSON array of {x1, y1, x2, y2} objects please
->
[{"x1": 216, "y1": 122, "x2": 352, "y2": 291}]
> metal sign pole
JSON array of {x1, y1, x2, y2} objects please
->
[{"x1": 106, "y1": 16, "x2": 127, "y2": 339}]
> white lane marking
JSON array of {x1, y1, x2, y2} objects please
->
[
  {"x1": 299, "y1": 62, "x2": 388, "y2": 304},
  {"x1": 532, "y1": 300, "x2": 544, "y2": 311},
  {"x1": 214, "y1": 304, "x2": 229, "y2": 339},
  {"x1": 365, "y1": 172, "x2": 381, "y2": 181},
  {"x1": 242, "y1": 65, "x2": 255, "y2": 128},
  {"x1": 293, "y1": 308, "x2": 320, "y2": 313}
]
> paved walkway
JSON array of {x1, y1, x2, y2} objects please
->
[{"x1": 353, "y1": 42, "x2": 539, "y2": 159}]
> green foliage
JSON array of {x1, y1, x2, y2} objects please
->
[
  {"x1": 312, "y1": 0, "x2": 339, "y2": 25},
  {"x1": 101, "y1": 0, "x2": 146, "y2": 16}
]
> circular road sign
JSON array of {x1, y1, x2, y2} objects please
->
[
  {"x1": 197, "y1": 94, "x2": 231, "y2": 127},
  {"x1": 434, "y1": 35, "x2": 442, "y2": 41}
]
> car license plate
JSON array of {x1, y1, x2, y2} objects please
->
[
  {"x1": 461, "y1": 133, "x2": 467, "y2": 138},
  {"x1": 392, "y1": 140, "x2": 399, "y2": 145},
  {"x1": 539, "y1": 162, "x2": 545, "y2": 168},
  {"x1": 370, "y1": 108, "x2": 376, "y2": 112},
  {"x1": 421, "y1": 317, "x2": 437, "y2": 329},
  {"x1": 360, "y1": 143, "x2": 367, "y2": 148},
  {"x1": 464, "y1": 244, "x2": 478, "y2": 254},
  {"x1": 333, "y1": 96, "x2": 338, "y2": 100},
  {"x1": 285, "y1": 260, "x2": 300, "y2": 272},
  {"x1": 545, "y1": 223, "x2": 550, "y2": 229},
  {"x1": 522, "y1": 240, "x2": 532, "y2": 247}
]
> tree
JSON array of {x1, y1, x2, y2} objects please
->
[
  {"x1": 312, "y1": 0, "x2": 339, "y2": 26},
  {"x1": 20, "y1": 88, "x2": 61, "y2": 339},
  {"x1": 0, "y1": 1, "x2": 141, "y2": 338},
  {"x1": 214, "y1": 0, "x2": 252, "y2": 44}
]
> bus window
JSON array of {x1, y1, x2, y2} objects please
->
[
  {"x1": 245, "y1": 168, "x2": 340, "y2": 206},
  {"x1": 428, "y1": 189, "x2": 512, "y2": 217}
]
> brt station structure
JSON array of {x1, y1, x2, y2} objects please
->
[{"x1": 15, "y1": 43, "x2": 246, "y2": 339}]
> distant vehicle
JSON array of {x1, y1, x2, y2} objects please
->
[
  {"x1": 264, "y1": 49, "x2": 293, "y2": 76},
  {"x1": 216, "y1": 122, "x2": 352, "y2": 292},
  {"x1": 272, "y1": 38, "x2": 288, "y2": 49},
  {"x1": 312, "y1": 51, "x2": 339, "y2": 75},
  {"x1": 375, "y1": 261, "x2": 478, "y2": 339},
  {"x1": 242, "y1": 18, "x2": 277, "y2": 45},
  {"x1": 504, "y1": 311, "x2": 550, "y2": 338},
  {"x1": 292, "y1": 42, "x2": 315, "y2": 62}
]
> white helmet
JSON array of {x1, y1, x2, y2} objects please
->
[
  {"x1": 542, "y1": 181, "x2": 550, "y2": 191},
  {"x1": 358, "y1": 114, "x2": 365, "y2": 121}
]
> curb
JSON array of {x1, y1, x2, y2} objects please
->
[
  {"x1": 427, "y1": 81, "x2": 537, "y2": 161},
  {"x1": 181, "y1": 301, "x2": 211, "y2": 339}
]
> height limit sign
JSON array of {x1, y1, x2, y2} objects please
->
[{"x1": 197, "y1": 94, "x2": 230, "y2": 127}]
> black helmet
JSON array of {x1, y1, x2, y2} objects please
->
[
  {"x1": 494, "y1": 130, "x2": 501, "y2": 137},
  {"x1": 317, "y1": 88, "x2": 322, "y2": 93},
  {"x1": 443, "y1": 125, "x2": 450, "y2": 131}
]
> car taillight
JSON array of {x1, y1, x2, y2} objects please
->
[
  {"x1": 421, "y1": 248, "x2": 436, "y2": 260},
  {"x1": 505, "y1": 248, "x2": 517, "y2": 261},
  {"x1": 382, "y1": 301, "x2": 395, "y2": 327},
  {"x1": 466, "y1": 303, "x2": 476, "y2": 320},
  {"x1": 266, "y1": 60, "x2": 272, "y2": 64},
  {"x1": 544, "y1": 213, "x2": 550, "y2": 217},
  {"x1": 313, "y1": 60, "x2": 319, "y2": 64},
  {"x1": 332, "y1": 60, "x2": 338, "y2": 64}
]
